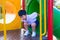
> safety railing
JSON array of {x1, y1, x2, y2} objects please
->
[{"x1": 40, "y1": 0, "x2": 47, "y2": 40}]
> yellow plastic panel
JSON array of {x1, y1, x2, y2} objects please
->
[{"x1": 0, "y1": 0, "x2": 21, "y2": 31}]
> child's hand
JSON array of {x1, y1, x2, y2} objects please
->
[{"x1": 38, "y1": 14, "x2": 40, "y2": 16}]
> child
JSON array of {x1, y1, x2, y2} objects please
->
[{"x1": 18, "y1": 10, "x2": 39, "y2": 37}]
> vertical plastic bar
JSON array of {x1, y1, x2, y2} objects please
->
[
  {"x1": 22, "y1": 0, "x2": 25, "y2": 10},
  {"x1": 2, "y1": 0, "x2": 6, "y2": 40},
  {"x1": 48, "y1": 0, "x2": 53, "y2": 40},
  {"x1": 40, "y1": 0, "x2": 42, "y2": 40}
]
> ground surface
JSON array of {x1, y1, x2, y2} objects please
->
[{"x1": 0, "y1": 29, "x2": 47, "y2": 40}]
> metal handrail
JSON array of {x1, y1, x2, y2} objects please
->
[{"x1": 40, "y1": 0, "x2": 47, "y2": 40}]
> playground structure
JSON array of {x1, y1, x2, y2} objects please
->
[
  {"x1": 0, "y1": 0, "x2": 60, "y2": 40},
  {"x1": 0, "y1": 0, "x2": 51, "y2": 40},
  {"x1": 0, "y1": 0, "x2": 21, "y2": 31},
  {"x1": 53, "y1": 0, "x2": 60, "y2": 39},
  {"x1": 53, "y1": 5, "x2": 60, "y2": 39}
]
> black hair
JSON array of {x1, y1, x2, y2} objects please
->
[{"x1": 18, "y1": 10, "x2": 26, "y2": 16}]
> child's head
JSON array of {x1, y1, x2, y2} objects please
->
[{"x1": 18, "y1": 10, "x2": 27, "y2": 20}]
